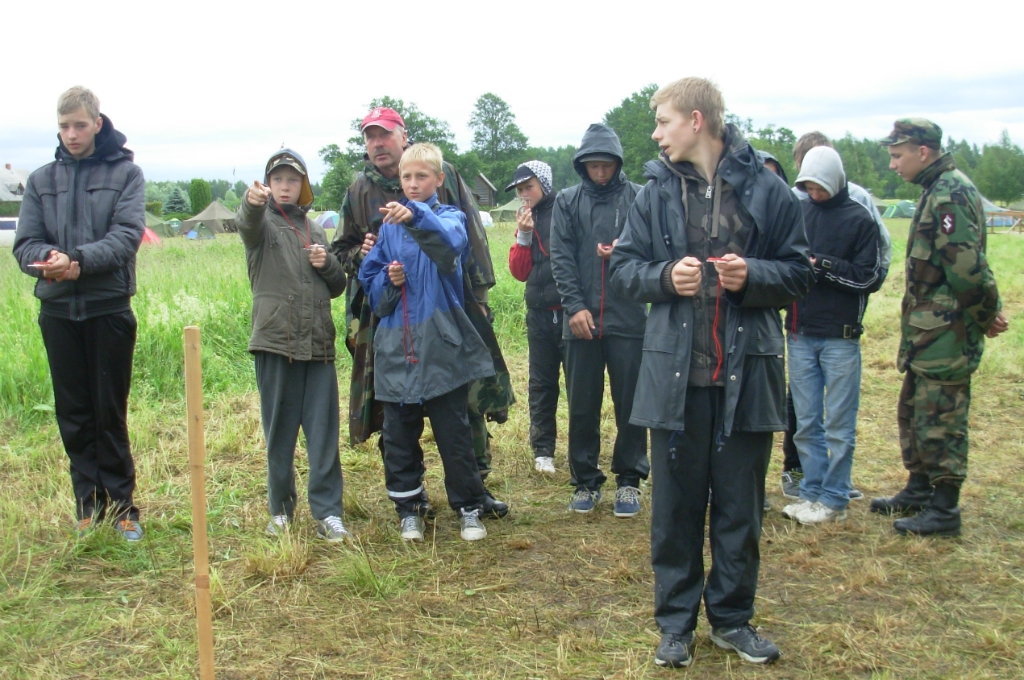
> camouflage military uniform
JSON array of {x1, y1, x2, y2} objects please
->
[
  {"x1": 885, "y1": 121, "x2": 1002, "y2": 488},
  {"x1": 331, "y1": 159, "x2": 514, "y2": 471}
]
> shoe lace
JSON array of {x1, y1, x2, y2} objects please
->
[
  {"x1": 572, "y1": 488, "x2": 592, "y2": 504},
  {"x1": 271, "y1": 514, "x2": 289, "y2": 528},
  {"x1": 78, "y1": 518, "x2": 92, "y2": 531},
  {"x1": 617, "y1": 486, "x2": 641, "y2": 504},
  {"x1": 400, "y1": 516, "x2": 421, "y2": 532},
  {"x1": 322, "y1": 516, "x2": 346, "y2": 534},
  {"x1": 461, "y1": 508, "x2": 483, "y2": 528},
  {"x1": 117, "y1": 519, "x2": 136, "y2": 533}
]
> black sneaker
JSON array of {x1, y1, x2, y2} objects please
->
[
  {"x1": 481, "y1": 490, "x2": 509, "y2": 519},
  {"x1": 655, "y1": 632, "x2": 694, "y2": 668},
  {"x1": 709, "y1": 625, "x2": 780, "y2": 664}
]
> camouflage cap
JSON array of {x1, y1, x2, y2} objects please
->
[{"x1": 880, "y1": 118, "x2": 943, "y2": 149}]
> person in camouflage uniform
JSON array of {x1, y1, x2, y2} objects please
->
[
  {"x1": 331, "y1": 107, "x2": 514, "y2": 478},
  {"x1": 872, "y1": 119, "x2": 1008, "y2": 537}
]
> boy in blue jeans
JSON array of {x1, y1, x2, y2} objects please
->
[{"x1": 359, "y1": 143, "x2": 508, "y2": 542}]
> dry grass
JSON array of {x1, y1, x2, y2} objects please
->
[{"x1": 1, "y1": 222, "x2": 1023, "y2": 678}]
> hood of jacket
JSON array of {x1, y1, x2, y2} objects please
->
[
  {"x1": 573, "y1": 123, "x2": 627, "y2": 195},
  {"x1": 653, "y1": 124, "x2": 760, "y2": 185},
  {"x1": 795, "y1": 146, "x2": 846, "y2": 198},
  {"x1": 55, "y1": 113, "x2": 134, "y2": 164},
  {"x1": 756, "y1": 149, "x2": 789, "y2": 185},
  {"x1": 264, "y1": 148, "x2": 314, "y2": 207}
]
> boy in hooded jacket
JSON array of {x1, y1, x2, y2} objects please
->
[
  {"x1": 359, "y1": 143, "x2": 508, "y2": 542},
  {"x1": 781, "y1": 146, "x2": 881, "y2": 526},
  {"x1": 238, "y1": 149, "x2": 349, "y2": 542},
  {"x1": 507, "y1": 161, "x2": 564, "y2": 474},
  {"x1": 14, "y1": 86, "x2": 145, "y2": 541},
  {"x1": 550, "y1": 124, "x2": 650, "y2": 517}
]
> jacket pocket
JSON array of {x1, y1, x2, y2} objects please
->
[
  {"x1": 733, "y1": 334, "x2": 786, "y2": 431},
  {"x1": 433, "y1": 311, "x2": 463, "y2": 346},
  {"x1": 642, "y1": 332, "x2": 677, "y2": 354}
]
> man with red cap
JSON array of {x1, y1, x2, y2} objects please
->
[{"x1": 330, "y1": 107, "x2": 513, "y2": 514}]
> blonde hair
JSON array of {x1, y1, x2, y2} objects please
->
[
  {"x1": 400, "y1": 142, "x2": 444, "y2": 176},
  {"x1": 57, "y1": 86, "x2": 100, "y2": 120},
  {"x1": 650, "y1": 78, "x2": 725, "y2": 138},
  {"x1": 793, "y1": 132, "x2": 833, "y2": 169}
]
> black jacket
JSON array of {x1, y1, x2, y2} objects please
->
[
  {"x1": 13, "y1": 115, "x2": 145, "y2": 321},
  {"x1": 609, "y1": 126, "x2": 814, "y2": 434},
  {"x1": 521, "y1": 191, "x2": 560, "y2": 309},
  {"x1": 550, "y1": 123, "x2": 646, "y2": 339},
  {"x1": 787, "y1": 185, "x2": 881, "y2": 339}
]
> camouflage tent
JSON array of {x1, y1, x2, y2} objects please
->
[
  {"x1": 181, "y1": 201, "x2": 236, "y2": 234},
  {"x1": 489, "y1": 197, "x2": 523, "y2": 223},
  {"x1": 883, "y1": 200, "x2": 916, "y2": 218},
  {"x1": 146, "y1": 212, "x2": 177, "y2": 237}
]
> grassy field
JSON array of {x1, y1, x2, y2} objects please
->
[{"x1": 1, "y1": 220, "x2": 1022, "y2": 679}]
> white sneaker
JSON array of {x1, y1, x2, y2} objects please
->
[
  {"x1": 400, "y1": 515, "x2": 425, "y2": 542},
  {"x1": 782, "y1": 499, "x2": 812, "y2": 520},
  {"x1": 316, "y1": 515, "x2": 350, "y2": 542},
  {"x1": 265, "y1": 514, "x2": 290, "y2": 536},
  {"x1": 534, "y1": 456, "x2": 556, "y2": 473},
  {"x1": 797, "y1": 501, "x2": 847, "y2": 525},
  {"x1": 458, "y1": 508, "x2": 487, "y2": 541}
]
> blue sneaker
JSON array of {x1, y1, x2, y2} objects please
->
[
  {"x1": 569, "y1": 487, "x2": 601, "y2": 513},
  {"x1": 115, "y1": 519, "x2": 143, "y2": 542},
  {"x1": 614, "y1": 486, "x2": 641, "y2": 518}
]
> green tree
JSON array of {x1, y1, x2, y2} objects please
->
[
  {"x1": 343, "y1": 97, "x2": 458, "y2": 169},
  {"x1": 319, "y1": 144, "x2": 355, "y2": 211},
  {"x1": 525, "y1": 145, "x2": 579, "y2": 193},
  {"x1": 189, "y1": 179, "x2": 211, "y2": 216},
  {"x1": 469, "y1": 93, "x2": 529, "y2": 186},
  {"x1": 221, "y1": 190, "x2": 241, "y2": 211},
  {"x1": 233, "y1": 180, "x2": 248, "y2": 196},
  {"x1": 208, "y1": 179, "x2": 230, "y2": 202},
  {"x1": 748, "y1": 124, "x2": 798, "y2": 186},
  {"x1": 604, "y1": 84, "x2": 660, "y2": 184},
  {"x1": 973, "y1": 131, "x2": 1024, "y2": 205},
  {"x1": 164, "y1": 187, "x2": 191, "y2": 214},
  {"x1": 834, "y1": 135, "x2": 882, "y2": 195}
]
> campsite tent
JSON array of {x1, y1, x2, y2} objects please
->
[
  {"x1": 490, "y1": 197, "x2": 523, "y2": 223},
  {"x1": 316, "y1": 211, "x2": 340, "y2": 229},
  {"x1": 883, "y1": 200, "x2": 915, "y2": 218},
  {"x1": 146, "y1": 212, "x2": 177, "y2": 237},
  {"x1": 181, "y1": 201, "x2": 237, "y2": 234},
  {"x1": 185, "y1": 223, "x2": 216, "y2": 240}
]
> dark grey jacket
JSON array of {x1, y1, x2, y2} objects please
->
[
  {"x1": 238, "y1": 149, "x2": 346, "y2": 362},
  {"x1": 550, "y1": 123, "x2": 647, "y2": 340},
  {"x1": 609, "y1": 127, "x2": 814, "y2": 434},
  {"x1": 13, "y1": 115, "x2": 144, "y2": 320}
]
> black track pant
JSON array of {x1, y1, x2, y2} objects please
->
[
  {"x1": 782, "y1": 386, "x2": 800, "y2": 471},
  {"x1": 526, "y1": 308, "x2": 565, "y2": 458},
  {"x1": 39, "y1": 311, "x2": 138, "y2": 522},
  {"x1": 564, "y1": 334, "x2": 648, "y2": 490},
  {"x1": 381, "y1": 384, "x2": 487, "y2": 518},
  {"x1": 651, "y1": 387, "x2": 772, "y2": 634},
  {"x1": 255, "y1": 352, "x2": 344, "y2": 520}
]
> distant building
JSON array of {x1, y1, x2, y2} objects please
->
[
  {"x1": 0, "y1": 164, "x2": 28, "y2": 216},
  {"x1": 471, "y1": 173, "x2": 498, "y2": 208}
]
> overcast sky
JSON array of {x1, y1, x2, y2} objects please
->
[{"x1": 4, "y1": 0, "x2": 1022, "y2": 185}]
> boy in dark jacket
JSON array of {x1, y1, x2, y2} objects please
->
[
  {"x1": 507, "y1": 161, "x2": 564, "y2": 473},
  {"x1": 359, "y1": 144, "x2": 508, "y2": 542},
  {"x1": 238, "y1": 149, "x2": 349, "y2": 542},
  {"x1": 13, "y1": 87, "x2": 145, "y2": 541},
  {"x1": 781, "y1": 147, "x2": 881, "y2": 525},
  {"x1": 610, "y1": 77, "x2": 812, "y2": 667},
  {"x1": 550, "y1": 124, "x2": 649, "y2": 517}
]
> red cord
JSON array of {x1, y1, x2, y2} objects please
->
[
  {"x1": 274, "y1": 203, "x2": 312, "y2": 248},
  {"x1": 712, "y1": 276, "x2": 723, "y2": 381},
  {"x1": 533, "y1": 229, "x2": 548, "y2": 257},
  {"x1": 599, "y1": 258, "x2": 606, "y2": 339},
  {"x1": 401, "y1": 285, "x2": 418, "y2": 364},
  {"x1": 790, "y1": 302, "x2": 798, "y2": 339}
]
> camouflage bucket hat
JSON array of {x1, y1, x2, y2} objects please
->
[{"x1": 880, "y1": 118, "x2": 943, "y2": 150}]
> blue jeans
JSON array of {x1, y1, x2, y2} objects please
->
[{"x1": 787, "y1": 334, "x2": 861, "y2": 511}]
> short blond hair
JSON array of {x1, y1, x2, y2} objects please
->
[
  {"x1": 400, "y1": 142, "x2": 444, "y2": 177},
  {"x1": 57, "y1": 86, "x2": 100, "y2": 120},
  {"x1": 793, "y1": 132, "x2": 833, "y2": 169},
  {"x1": 650, "y1": 78, "x2": 725, "y2": 138}
]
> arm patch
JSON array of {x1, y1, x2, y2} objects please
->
[{"x1": 940, "y1": 213, "x2": 955, "y2": 234}]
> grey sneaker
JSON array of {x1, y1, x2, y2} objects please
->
[
  {"x1": 655, "y1": 631, "x2": 694, "y2": 667},
  {"x1": 780, "y1": 469, "x2": 803, "y2": 499},
  {"x1": 316, "y1": 515, "x2": 350, "y2": 542},
  {"x1": 265, "y1": 514, "x2": 290, "y2": 537},
  {"x1": 115, "y1": 519, "x2": 143, "y2": 542},
  {"x1": 709, "y1": 625, "x2": 781, "y2": 664},
  {"x1": 458, "y1": 508, "x2": 487, "y2": 541},
  {"x1": 400, "y1": 515, "x2": 426, "y2": 541}
]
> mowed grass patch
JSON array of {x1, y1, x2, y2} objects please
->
[{"x1": 0, "y1": 222, "x2": 1022, "y2": 678}]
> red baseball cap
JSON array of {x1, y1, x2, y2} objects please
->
[{"x1": 361, "y1": 107, "x2": 405, "y2": 132}]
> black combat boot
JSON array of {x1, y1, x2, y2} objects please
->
[
  {"x1": 893, "y1": 483, "x2": 961, "y2": 537},
  {"x1": 870, "y1": 473, "x2": 932, "y2": 515}
]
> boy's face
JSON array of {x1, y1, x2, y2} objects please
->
[
  {"x1": 887, "y1": 142, "x2": 930, "y2": 183},
  {"x1": 803, "y1": 181, "x2": 831, "y2": 203},
  {"x1": 515, "y1": 177, "x2": 545, "y2": 207},
  {"x1": 401, "y1": 161, "x2": 444, "y2": 202},
  {"x1": 653, "y1": 102, "x2": 697, "y2": 164},
  {"x1": 58, "y1": 107, "x2": 102, "y2": 160},
  {"x1": 268, "y1": 166, "x2": 304, "y2": 204},
  {"x1": 584, "y1": 161, "x2": 617, "y2": 186},
  {"x1": 364, "y1": 125, "x2": 408, "y2": 178}
]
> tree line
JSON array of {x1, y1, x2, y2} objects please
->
[{"x1": 145, "y1": 85, "x2": 1024, "y2": 216}]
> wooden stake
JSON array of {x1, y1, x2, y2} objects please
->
[{"x1": 184, "y1": 326, "x2": 215, "y2": 679}]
